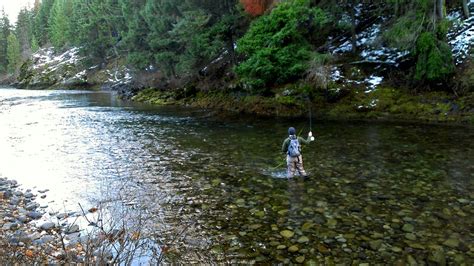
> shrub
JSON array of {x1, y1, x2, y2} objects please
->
[
  {"x1": 414, "y1": 32, "x2": 454, "y2": 84},
  {"x1": 235, "y1": 0, "x2": 330, "y2": 94}
]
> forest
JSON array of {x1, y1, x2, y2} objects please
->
[{"x1": 0, "y1": 0, "x2": 473, "y2": 121}]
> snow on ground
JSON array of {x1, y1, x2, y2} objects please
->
[
  {"x1": 330, "y1": 66, "x2": 383, "y2": 92},
  {"x1": 332, "y1": 23, "x2": 409, "y2": 66},
  {"x1": 447, "y1": 6, "x2": 474, "y2": 65},
  {"x1": 73, "y1": 70, "x2": 87, "y2": 80},
  {"x1": 33, "y1": 47, "x2": 82, "y2": 71},
  {"x1": 364, "y1": 75, "x2": 383, "y2": 93},
  {"x1": 330, "y1": 67, "x2": 343, "y2": 81},
  {"x1": 106, "y1": 67, "x2": 133, "y2": 85}
]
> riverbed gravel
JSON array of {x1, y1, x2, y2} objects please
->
[{"x1": 0, "y1": 177, "x2": 85, "y2": 263}]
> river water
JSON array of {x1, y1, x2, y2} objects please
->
[{"x1": 0, "y1": 88, "x2": 473, "y2": 264}]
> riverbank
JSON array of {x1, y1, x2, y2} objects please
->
[
  {"x1": 0, "y1": 177, "x2": 87, "y2": 263},
  {"x1": 131, "y1": 87, "x2": 474, "y2": 125}
]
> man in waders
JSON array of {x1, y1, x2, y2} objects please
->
[{"x1": 282, "y1": 127, "x2": 314, "y2": 179}]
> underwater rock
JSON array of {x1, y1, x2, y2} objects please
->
[
  {"x1": 297, "y1": 236, "x2": 309, "y2": 243},
  {"x1": 402, "y1": 223, "x2": 415, "y2": 232},
  {"x1": 369, "y1": 240, "x2": 383, "y2": 251},
  {"x1": 428, "y1": 248, "x2": 446, "y2": 265},
  {"x1": 288, "y1": 245, "x2": 299, "y2": 252},
  {"x1": 442, "y1": 238, "x2": 459, "y2": 248},
  {"x1": 295, "y1": 256, "x2": 305, "y2": 263},
  {"x1": 280, "y1": 230, "x2": 295, "y2": 239}
]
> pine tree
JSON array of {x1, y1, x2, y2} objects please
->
[
  {"x1": 0, "y1": 9, "x2": 11, "y2": 74},
  {"x1": 69, "y1": 0, "x2": 123, "y2": 64},
  {"x1": 118, "y1": 0, "x2": 151, "y2": 69},
  {"x1": 15, "y1": 8, "x2": 35, "y2": 58},
  {"x1": 7, "y1": 33, "x2": 21, "y2": 74},
  {"x1": 34, "y1": 0, "x2": 54, "y2": 46},
  {"x1": 49, "y1": 0, "x2": 73, "y2": 49}
]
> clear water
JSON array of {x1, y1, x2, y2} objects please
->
[{"x1": 0, "y1": 88, "x2": 472, "y2": 263}]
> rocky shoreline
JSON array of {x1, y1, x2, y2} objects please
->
[{"x1": 0, "y1": 177, "x2": 84, "y2": 263}]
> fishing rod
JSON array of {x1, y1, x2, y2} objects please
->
[{"x1": 307, "y1": 97, "x2": 315, "y2": 141}]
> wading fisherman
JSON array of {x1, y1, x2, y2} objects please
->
[{"x1": 282, "y1": 127, "x2": 314, "y2": 179}]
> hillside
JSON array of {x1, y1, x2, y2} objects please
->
[{"x1": 1, "y1": 0, "x2": 473, "y2": 123}]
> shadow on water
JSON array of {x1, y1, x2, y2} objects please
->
[{"x1": 0, "y1": 88, "x2": 473, "y2": 264}]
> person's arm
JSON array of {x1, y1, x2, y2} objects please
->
[
  {"x1": 298, "y1": 132, "x2": 314, "y2": 144},
  {"x1": 298, "y1": 136, "x2": 311, "y2": 144},
  {"x1": 282, "y1": 138, "x2": 289, "y2": 153}
]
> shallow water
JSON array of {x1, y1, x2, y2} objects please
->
[{"x1": 0, "y1": 88, "x2": 472, "y2": 263}]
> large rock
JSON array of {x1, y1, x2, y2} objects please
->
[{"x1": 17, "y1": 48, "x2": 87, "y2": 90}]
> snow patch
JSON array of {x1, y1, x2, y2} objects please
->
[
  {"x1": 330, "y1": 67, "x2": 343, "y2": 81},
  {"x1": 357, "y1": 99, "x2": 378, "y2": 110},
  {"x1": 33, "y1": 47, "x2": 82, "y2": 71},
  {"x1": 73, "y1": 70, "x2": 87, "y2": 79},
  {"x1": 447, "y1": 6, "x2": 474, "y2": 64},
  {"x1": 106, "y1": 67, "x2": 133, "y2": 85},
  {"x1": 331, "y1": 22, "x2": 410, "y2": 65},
  {"x1": 364, "y1": 75, "x2": 383, "y2": 93},
  {"x1": 333, "y1": 40, "x2": 353, "y2": 53}
]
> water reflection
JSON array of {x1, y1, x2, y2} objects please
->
[{"x1": 0, "y1": 88, "x2": 472, "y2": 263}]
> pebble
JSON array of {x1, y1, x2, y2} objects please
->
[
  {"x1": 402, "y1": 223, "x2": 415, "y2": 232},
  {"x1": 0, "y1": 178, "x2": 82, "y2": 263},
  {"x1": 295, "y1": 256, "x2": 305, "y2": 263},
  {"x1": 39, "y1": 221, "x2": 55, "y2": 230},
  {"x1": 369, "y1": 240, "x2": 382, "y2": 251},
  {"x1": 405, "y1": 233, "x2": 417, "y2": 241},
  {"x1": 280, "y1": 230, "x2": 294, "y2": 238},
  {"x1": 297, "y1": 236, "x2": 309, "y2": 243},
  {"x1": 288, "y1": 245, "x2": 299, "y2": 252},
  {"x1": 27, "y1": 211, "x2": 44, "y2": 220},
  {"x1": 442, "y1": 238, "x2": 459, "y2": 248}
]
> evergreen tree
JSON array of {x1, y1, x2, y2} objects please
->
[
  {"x1": 384, "y1": 0, "x2": 454, "y2": 84},
  {"x1": 70, "y1": 0, "x2": 123, "y2": 65},
  {"x1": 15, "y1": 8, "x2": 35, "y2": 58},
  {"x1": 34, "y1": 0, "x2": 54, "y2": 46},
  {"x1": 118, "y1": 0, "x2": 151, "y2": 69},
  {"x1": 49, "y1": 0, "x2": 73, "y2": 49},
  {"x1": 7, "y1": 33, "x2": 21, "y2": 74},
  {"x1": 143, "y1": 0, "x2": 182, "y2": 78},
  {"x1": 0, "y1": 9, "x2": 11, "y2": 74},
  {"x1": 236, "y1": 0, "x2": 330, "y2": 92}
]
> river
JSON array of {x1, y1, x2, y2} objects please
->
[{"x1": 0, "y1": 88, "x2": 472, "y2": 264}]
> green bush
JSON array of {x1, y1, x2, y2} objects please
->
[
  {"x1": 414, "y1": 32, "x2": 454, "y2": 83},
  {"x1": 235, "y1": 0, "x2": 330, "y2": 94}
]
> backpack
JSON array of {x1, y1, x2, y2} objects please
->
[{"x1": 288, "y1": 137, "x2": 301, "y2": 157}]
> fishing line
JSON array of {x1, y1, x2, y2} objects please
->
[{"x1": 308, "y1": 98, "x2": 312, "y2": 132}]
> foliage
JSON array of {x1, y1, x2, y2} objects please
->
[
  {"x1": 6, "y1": 34, "x2": 21, "y2": 74},
  {"x1": 235, "y1": 0, "x2": 330, "y2": 94},
  {"x1": 49, "y1": 0, "x2": 73, "y2": 50},
  {"x1": 414, "y1": 32, "x2": 454, "y2": 83},
  {"x1": 69, "y1": 0, "x2": 124, "y2": 64},
  {"x1": 15, "y1": 8, "x2": 35, "y2": 58},
  {"x1": 34, "y1": 0, "x2": 54, "y2": 46},
  {"x1": 240, "y1": 0, "x2": 273, "y2": 16},
  {"x1": 383, "y1": 0, "x2": 455, "y2": 86},
  {"x1": 0, "y1": 9, "x2": 11, "y2": 74}
]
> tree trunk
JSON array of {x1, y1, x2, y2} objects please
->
[
  {"x1": 349, "y1": 1, "x2": 357, "y2": 53},
  {"x1": 437, "y1": 0, "x2": 445, "y2": 19},
  {"x1": 462, "y1": 0, "x2": 470, "y2": 19}
]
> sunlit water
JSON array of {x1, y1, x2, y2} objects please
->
[{"x1": 0, "y1": 87, "x2": 472, "y2": 263}]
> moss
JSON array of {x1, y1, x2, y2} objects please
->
[
  {"x1": 131, "y1": 84, "x2": 474, "y2": 124},
  {"x1": 132, "y1": 88, "x2": 178, "y2": 105}
]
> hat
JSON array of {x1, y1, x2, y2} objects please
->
[{"x1": 288, "y1": 127, "x2": 296, "y2": 135}]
